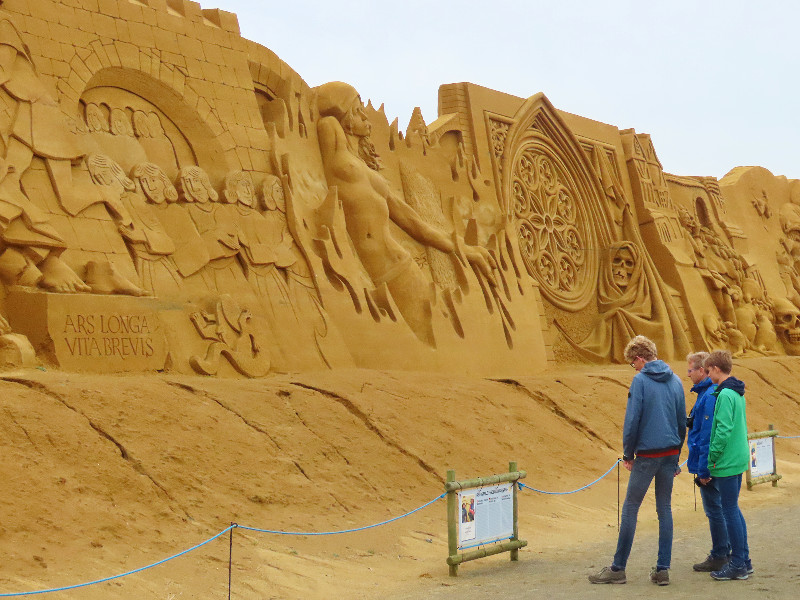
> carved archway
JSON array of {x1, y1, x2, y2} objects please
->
[
  {"x1": 499, "y1": 94, "x2": 612, "y2": 312},
  {"x1": 82, "y1": 67, "x2": 230, "y2": 183}
]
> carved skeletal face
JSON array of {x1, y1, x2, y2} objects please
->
[
  {"x1": 773, "y1": 298, "x2": 800, "y2": 354},
  {"x1": 611, "y1": 248, "x2": 635, "y2": 289}
]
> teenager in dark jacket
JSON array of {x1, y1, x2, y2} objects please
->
[
  {"x1": 686, "y1": 351, "x2": 730, "y2": 571},
  {"x1": 705, "y1": 350, "x2": 752, "y2": 581},
  {"x1": 589, "y1": 335, "x2": 686, "y2": 586}
]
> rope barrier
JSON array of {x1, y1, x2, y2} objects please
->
[
  {"x1": 237, "y1": 492, "x2": 446, "y2": 536},
  {"x1": 0, "y1": 443, "x2": 789, "y2": 596},
  {"x1": 518, "y1": 455, "x2": 689, "y2": 496},
  {"x1": 519, "y1": 460, "x2": 621, "y2": 495},
  {"x1": 777, "y1": 435, "x2": 800, "y2": 439},
  {"x1": 0, "y1": 494, "x2": 449, "y2": 597},
  {"x1": 0, "y1": 526, "x2": 236, "y2": 597}
]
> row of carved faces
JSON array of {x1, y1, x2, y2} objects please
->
[
  {"x1": 85, "y1": 103, "x2": 166, "y2": 139},
  {"x1": 86, "y1": 156, "x2": 286, "y2": 212}
]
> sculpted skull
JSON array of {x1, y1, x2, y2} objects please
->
[
  {"x1": 772, "y1": 298, "x2": 800, "y2": 354},
  {"x1": 611, "y1": 248, "x2": 635, "y2": 289}
]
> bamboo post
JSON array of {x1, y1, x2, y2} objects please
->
[
  {"x1": 228, "y1": 523, "x2": 234, "y2": 600},
  {"x1": 770, "y1": 424, "x2": 778, "y2": 487},
  {"x1": 509, "y1": 461, "x2": 519, "y2": 562},
  {"x1": 746, "y1": 431, "x2": 753, "y2": 489},
  {"x1": 446, "y1": 469, "x2": 458, "y2": 577}
]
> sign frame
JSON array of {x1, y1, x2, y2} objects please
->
[
  {"x1": 444, "y1": 462, "x2": 527, "y2": 576},
  {"x1": 746, "y1": 424, "x2": 782, "y2": 489}
]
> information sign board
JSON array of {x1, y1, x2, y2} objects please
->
[{"x1": 457, "y1": 483, "x2": 514, "y2": 550}]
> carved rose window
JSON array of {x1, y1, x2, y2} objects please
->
[{"x1": 513, "y1": 148, "x2": 589, "y2": 305}]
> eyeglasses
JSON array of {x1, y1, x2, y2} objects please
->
[{"x1": 629, "y1": 357, "x2": 640, "y2": 368}]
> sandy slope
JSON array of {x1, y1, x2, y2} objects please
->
[{"x1": 0, "y1": 358, "x2": 798, "y2": 599}]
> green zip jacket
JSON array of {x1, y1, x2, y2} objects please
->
[{"x1": 708, "y1": 376, "x2": 749, "y2": 478}]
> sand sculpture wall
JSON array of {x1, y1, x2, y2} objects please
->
[{"x1": 0, "y1": 0, "x2": 796, "y2": 376}]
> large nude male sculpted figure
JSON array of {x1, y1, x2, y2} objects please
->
[{"x1": 315, "y1": 82, "x2": 494, "y2": 346}]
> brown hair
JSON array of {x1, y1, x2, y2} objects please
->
[
  {"x1": 623, "y1": 335, "x2": 657, "y2": 363},
  {"x1": 704, "y1": 350, "x2": 732, "y2": 374}
]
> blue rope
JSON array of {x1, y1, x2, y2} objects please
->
[
  {"x1": 519, "y1": 459, "x2": 621, "y2": 495},
  {"x1": 0, "y1": 494, "x2": 448, "y2": 596},
  {"x1": 0, "y1": 526, "x2": 235, "y2": 597},
  {"x1": 777, "y1": 435, "x2": 800, "y2": 439},
  {"x1": 238, "y1": 492, "x2": 446, "y2": 536}
]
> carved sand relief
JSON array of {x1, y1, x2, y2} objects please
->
[{"x1": 0, "y1": 1, "x2": 797, "y2": 374}]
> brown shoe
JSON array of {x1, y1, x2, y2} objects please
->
[
  {"x1": 588, "y1": 566, "x2": 626, "y2": 584},
  {"x1": 650, "y1": 567, "x2": 670, "y2": 585},
  {"x1": 693, "y1": 555, "x2": 729, "y2": 572}
]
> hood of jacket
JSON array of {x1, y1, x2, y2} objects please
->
[
  {"x1": 640, "y1": 359, "x2": 675, "y2": 383},
  {"x1": 714, "y1": 375, "x2": 745, "y2": 397},
  {"x1": 690, "y1": 377, "x2": 714, "y2": 395}
]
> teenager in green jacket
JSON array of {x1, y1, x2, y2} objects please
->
[{"x1": 705, "y1": 350, "x2": 752, "y2": 581}]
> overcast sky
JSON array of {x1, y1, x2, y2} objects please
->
[{"x1": 218, "y1": 0, "x2": 798, "y2": 180}]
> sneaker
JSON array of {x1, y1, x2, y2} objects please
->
[
  {"x1": 650, "y1": 567, "x2": 670, "y2": 586},
  {"x1": 711, "y1": 562, "x2": 749, "y2": 581},
  {"x1": 745, "y1": 559, "x2": 754, "y2": 575},
  {"x1": 588, "y1": 566, "x2": 626, "y2": 584},
  {"x1": 693, "y1": 555, "x2": 729, "y2": 572}
]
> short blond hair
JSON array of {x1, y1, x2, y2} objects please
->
[
  {"x1": 704, "y1": 350, "x2": 732, "y2": 374},
  {"x1": 624, "y1": 335, "x2": 657, "y2": 363},
  {"x1": 687, "y1": 351, "x2": 710, "y2": 370}
]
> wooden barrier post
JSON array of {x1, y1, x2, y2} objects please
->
[
  {"x1": 509, "y1": 461, "x2": 519, "y2": 562},
  {"x1": 446, "y1": 469, "x2": 458, "y2": 577},
  {"x1": 770, "y1": 424, "x2": 778, "y2": 487}
]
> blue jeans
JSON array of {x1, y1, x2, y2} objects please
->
[
  {"x1": 700, "y1": 478, "x2": 730, "y2": 558},
  {"x1": 613, "y1": 455, "x2": 678, "y2": 570},
  {"x1": 717, "y1": 473, "x2": 750, "y2": 568}
]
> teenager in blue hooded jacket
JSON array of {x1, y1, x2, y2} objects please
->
[{"x1": 589, "y1": 335, "x2": 686, "y2": 586}]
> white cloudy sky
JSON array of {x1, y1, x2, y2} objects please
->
[{"x1": 218, "y1": 0, "x2": 798, "y2": 180}]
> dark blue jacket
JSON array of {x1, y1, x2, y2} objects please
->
[
  {"x1": 686, "y1": 377, "x2": 717, "y2": 478},
  {"x1": 622, "y1": 360, "x2": 687, "y2": 460}
]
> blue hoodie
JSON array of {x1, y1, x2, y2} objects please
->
[
  {"x1": 687, "y1": 377, "x2": 717, "y2": 479},
  {"x1": 622, "y1": 360, "x2": 687, "y2": 460}
]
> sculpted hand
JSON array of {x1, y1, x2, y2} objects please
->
[{"x1": 464, "y1": 244, "x2": 497, "y2": 285}]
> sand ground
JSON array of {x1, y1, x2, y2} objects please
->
[
  {"x1": 0, "y1": 358, "x2": 798, "y2": 599},
  {"x1": 386, "y1": 491, "x2": 800, "y2": 600}
]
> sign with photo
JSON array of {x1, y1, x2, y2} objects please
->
[
  {"x1": 457, "y1": 483, "x2": 514, "y2": 550},
  {"x1": 748, "y1": 436, "x2": 775, "y2": 479}
]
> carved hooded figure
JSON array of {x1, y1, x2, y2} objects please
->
[{"x1": 558, "y1": 231, "x2": 690, "y2": 362}]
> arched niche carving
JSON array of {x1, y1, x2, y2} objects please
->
[
  {"x1": 82, "y1": 68, "x2": 231, "y2": 183},
  {"x1": 696, "y1": 196, "x2": 713, "y2": 227},
  {"x1": 499, "y1": 93, "x2": 611, "y2": 312}
]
